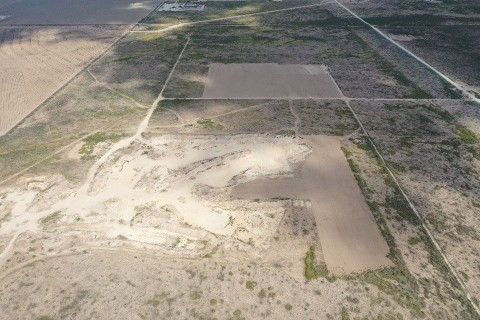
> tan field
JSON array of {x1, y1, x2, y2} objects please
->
[
  {"x1": 0, "y1": 0, "x2": 159, "y2": 25},
  {"x1": 0, "y1": 26, "x2": 122, "y2": 135},
  {"x1": 233, "y1": 135, "x2": 392, "y2": 275},
  {"x1": 202, "y1": 63, "x2": 343, "y2": 99}
]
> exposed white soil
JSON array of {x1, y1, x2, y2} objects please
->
[{"x1": 0, "y1": 134, "x2": 310, "y2": 264}]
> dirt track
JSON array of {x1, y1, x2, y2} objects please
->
[{"x1": 233, "y1": 135, "x2": 392, "y2": 275}]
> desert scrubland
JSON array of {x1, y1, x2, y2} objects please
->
[{"x1": 1, "y1": 0, "x2": 480, "y2": 319}]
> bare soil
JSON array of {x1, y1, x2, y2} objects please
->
[
  {"x1": 202, "y1": 63, "x2": 342, "y2": 99},
  {"x1": 233, "y1": 135, "x2": 392, "y2": 275}
]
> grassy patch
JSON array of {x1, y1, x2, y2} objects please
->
[
  {"x1": 385, "y1": 188, "x2": 420, "y2": 225},
  {"x1": 79, "y1": 132, "x2": 127, "y2": 159},
  {"x1": 196, "y1": 119, "x2": 224, "y2": 130},
  {"x1": 456, "y1": 125, "x2": 479, "y2": 144},
  {"x1": 39, "y1": 211, "x2": 63, "y2": 226},
  {"x1": 245, "y1": 280, "x2": 257, "y2": 290},
  {"x1": 304, "y1": 246, "x2": 329, "y2": 281},
  {"x1": 408, "y1": 237, "x2": 421, "y2": 246}
]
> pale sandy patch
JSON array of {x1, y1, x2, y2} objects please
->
[{"x1": 0, "y1": 134, "x2": 310, "y2": 262}]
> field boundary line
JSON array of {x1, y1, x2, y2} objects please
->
[
  {"x1": 288, "y1": 100, "x2": 301, "y2": 137},
  {"x1": 345, "y1": 98, "x2": 480, "y2": 316},
  {"x1": 134, "y1": 34, "x2": 192, "y2": 138},
  {"x1": 86, "y1": 68, "x2": 150, "y2": 109},
  {"x1": 333, "y1": 0, "x2": 479, "y2": 104},
  {"x1": 158, "y1": 35, "x2": 191, "y2": 100},
  {"x1": 130, "y1": 1, "x2": 336, "y2": 33},
  {"x1": 160, "y1": 97, "x2": 460, "y2": 101},
  {"x1": 330, "y1": 66, "x2": 480, "y2": 315}
]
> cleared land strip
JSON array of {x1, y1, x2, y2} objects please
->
[
  {"x1": 162, "y1": 97, "x2": 460, "y2": 101},
  {"x1": 333, "y1": 0, "x2": 480, "y2": 104}
]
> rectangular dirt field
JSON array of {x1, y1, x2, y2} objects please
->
[
  {"x1": 202, "y1": 63, "x2": 343, "y2": 99},
  {"x1": 232, "y1": 135, "x2": 392, "y2": 275}
]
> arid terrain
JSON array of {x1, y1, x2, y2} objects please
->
[
  {"x1": 1, "y1": 0, "x2": 480, "y2": 319},
  {"x1": 0, "y1": 26, "x2": 123, "y2": 135}
]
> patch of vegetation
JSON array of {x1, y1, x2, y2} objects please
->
[
  {"x1": 39, "y1": 210, "x2": 62, "y2": 226},
  {"x1": 196, "y1": 119, "x2": 224, "y2": 130},
  {"x1": 271, "y1": 196, "x2": 290, "y2": 200},
  {"x1": 59, "y1": 290, "x2": 88, "y2": 316},
  {"x1": 147, "y1": 298, "x2": 160, "y2": 307},
  {"x1": 285, "y1": 303, "x2": 293, "y2": 311},
  {"x1": 245, "y1": 280, "x2": 257, "y2": 290},
  {"x1": 347, "y1": 30, "x2": 432, "y2": 99},
  {"x1": 365, "y1": 14, "x2": 480, "y2": 26},
  {"x1": 333, "y1": 123, "x2": 357, "y2": 136},
  {"x1": 455, "y1": 223, "x2": 480, "y2": 240},
  {"x1": 79, "y1": 132, "x2": 126, "y2": 159},
  {"x1": 346, "y1": 296, "x2": 359, "y2": 304},
  {"x1": 385, "y1": 188, "x2": 420, "y2": 225},
  {"x1": 442, "y1": 83, "x2": 463, "y2": 99},
  {"x1": 408, "y1": 237, "x2": 421, "y2": 246},
  {"x1": 456, "y1": 125, "x2": 479, "y2": 144},
  {"x1": 304, "y1": 246, "x2": 329, "y2": 281},
  {"x1": 399, "y1": 137, "x2": 414, "y2": 149},
  {"x1": 341, "y1": 307, "x2": 351, "y2": 320}
]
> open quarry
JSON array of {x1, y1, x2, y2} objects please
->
[
  {"x1": 1, "y1": 0, "x2": 480, "y2": 319},
  {"x1": 0, "y1": 134, "x2": 310, "y2": 260}
]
